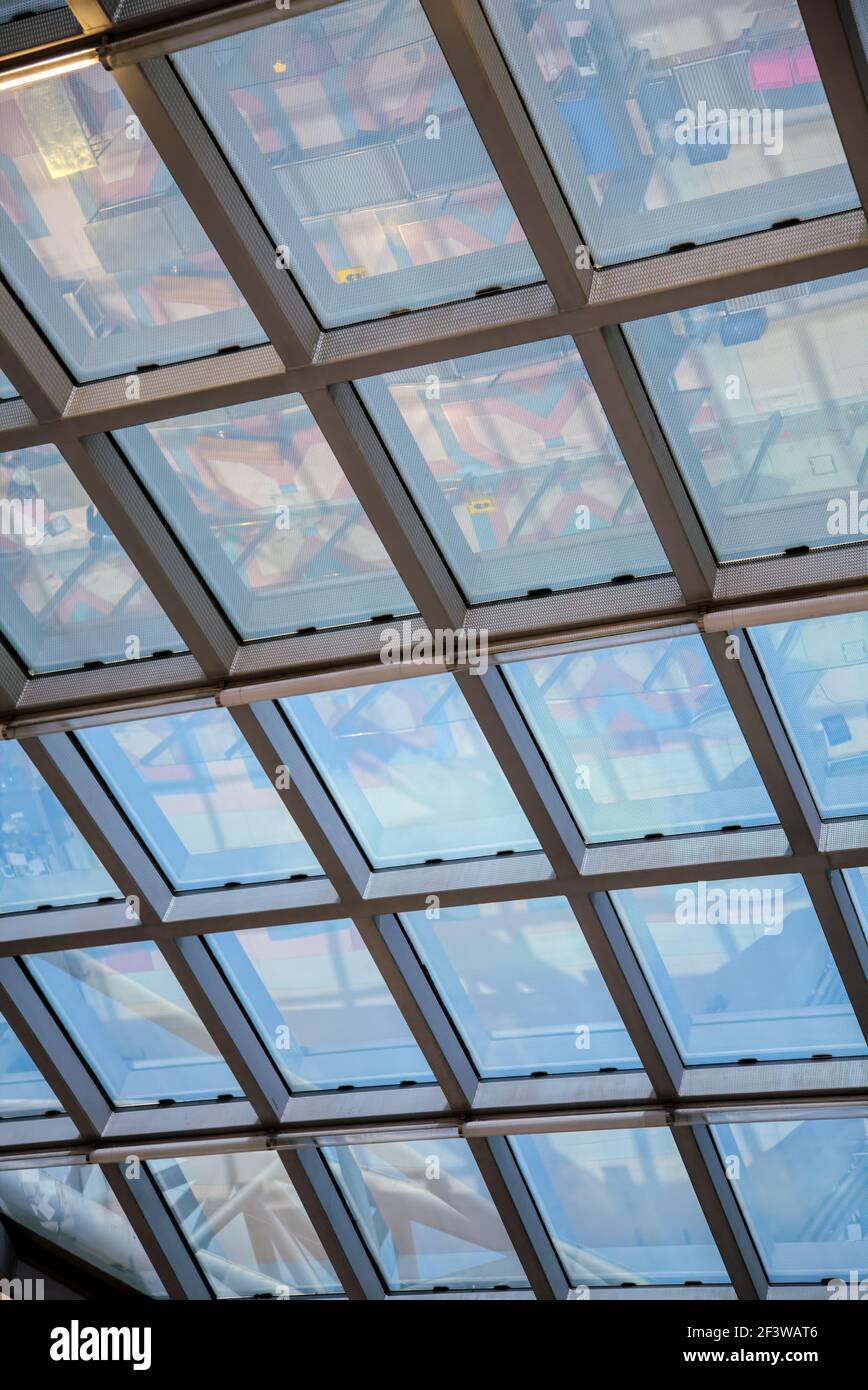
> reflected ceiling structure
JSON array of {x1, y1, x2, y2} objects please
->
[{"x1": 0, "y1": 0, "x2": 866, "y2": 1303}]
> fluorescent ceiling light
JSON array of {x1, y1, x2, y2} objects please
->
[{"x1": 0, "y1": 49, "x2": 99, "y2": 93}]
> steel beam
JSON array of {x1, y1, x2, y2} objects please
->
[
  {"x1": 278, "y1": 1147, "x2": 385, "y2": 1300},
  {"x1": 102, "y1": 1163, "x2": 213, "y2": 1300},
  {"x1": 0, "y1": 217, "x2": 860, "y2": 450},
  {"x1": 4, "y1": 557, "x2": 868, "y2": 731},
  {"x1": 228, "y1": 700, "x2": 370, "y2": 898},
  {"x1": 701, "y1": 630, "x2": 821, "y2": 855},
  {"x1": 1, "y1": 1072, "x2": 865, "y2": 1164},
  {"x1": 568, "y1": 894, "x2": 683, "y2": 1100},
  {"x1": 455, "y1": 668, "x2": 586, "y2": 876},
  {"x1": 0, "y1": 636, "x2": 27, "y2": 714},
  {"x1": 23, "y1": 733, "x2": 172, "y2": 921},
  {"x1": 577, "y1": 329, "x2": 715, "y2": 603},
  {"x1": 419, "y1": 0, "x2": 589, "y2": 308},
  {"x1": 305, "y1": 385, "x2": 465, "y2": 631},
  {"x1": 64, "y1": 0, "x2": 111, "y2": 31},
  {"x1": 803, "y1": 871, "x2": 868, "y2": 1041},
  {"x1": 157, "y1": 935, "x2": 291, "y2": 1126},
  {"x1": 467, "y1": 1135, "x2": 569, "y2": 1299},
  {"x1": 59, "y1": 436, "x2": 237, "y2": 678},
  {"x1": 353, "y1": 915, "x2": 477, "y2": 1111},
  {"x1": 110, "y1": 58, "x2": 318, "y2": 366},
  {"x1": 799, "y1": 0, "x2": 868, "y2": 209},
  {"x1": 0, "y1": 958, "x2": 111, "y2": 1139},
  {"x1": 673, "y1": 1126, "x2": 767, "y2": 1301},
  {"x1": 2, "y1": 829, "x2": 857, "y2": 960},
  {"x1": 0, "y1": 283, "x2": 73, "y2": 420}
]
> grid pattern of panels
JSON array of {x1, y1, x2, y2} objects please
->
[{"x1": 0, "y1": 0, "x2": 866, "y2": 1303}]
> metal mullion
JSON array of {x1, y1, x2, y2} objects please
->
[
  {"x1": 672, "y1": 1124, "x2": 768, "y2": 1301},
  {"x1": 7, "y1": 563, "x2": 868, "y2": 729},
  {"x1": 94, "y1": 1085, "x2": 445, "y2": 1148},
  {"x1": 802, "y1": 870, "x2": 868, "y2": 1040},
  {"x1": 567, "y1": 892, "x2": 683, "y2": 1100},
  {"x1": 0, "y1": 282, "x2": 73, "y2": 420},
  {"x1": 0, "y1": 957, "x2": 111, "y2": 1138},
  {"x1": 676, "y1": 1055, "x2": 868, "y2": 1105},
  {"x1": 1, "y1": 1065, "x2": 865, "y2": 1161},
  {"x1": 106, "y1": 0, "x2": 347, "y2": 64},
  {"x1": 586, "y1": 210, "x2": 868, "y2": 322},
  {"x1": 578, "y1": 828, "x2": 797, "y2": 888},
  {"x1": 799, "y1": 0, "x2": 868, "y2": 209},
  {"x1": 454, "y1": 667, "x2": 586, "y2": 876},
  {"x1": 8, "y1": 655, "x2": 209, "y2": 723},
  {"x1": 64, "y1": 0, "x2": 111, "y2": 31},
  {"x1": 111, "y1": 425, "x2": 253, "y2": 621},
  {"x1": 109, "y1": 58, "x2": 319, "y2": 366},
  {"x1": 351, "y1": 914, "x2": 477, "y2": 1111},
  {"x1": 157, "y1": 935, "x2": 291, "y2": 1127},
  {"x1": 277, "y1": 1146, "x2": 386, "y2": 1300},
  {"x1": 58, "y1": 435, "x2": 237, "y2": 677},
  {"x1": 419, "y1": 0, "x2": 589, "y2": 308},
  {"x1": 576, "y1": 328, "x2": 716, "y2": 603},
  {"x1": 1, "y1": 829, "x2": 851, "y2": 961},
  {"x1": 102, "y1": 1162, "x2": 213, "y2": 1300},
  {"x1": 0, "y1": 1115, "x2": 79, "y2": 1153},
  {"x1": 466, "y1": 1135, "x2": 569, "y2": 1299},
  {"x1": 0, "y1": 902, "x2": 151, "y2": 959},
  {"x1": 713, "y1": 544, "x2": 868, "y2": 605},
  {"x1": 317, "y1": 213, "x2": 868, "y2": 371},
  {"x1": 470, "y1": 575, "x2": 686, "y2": 644},
  {"x1": 0, "y1": 634, "x2": 27, "y2": 713},
  {"x1": 48, "y1": 342, "x2": 288, "y2": 442},
  {"x1": 228, "y1": 699, "x2": 370, "y2": 898},
  {"x1": 24, "y1": 732, "x2": 172, "y2": 921},
  {"x1": 701, "y1": 630, "x2": 821, "y2": 854},
  {"x1": 305, "y1": 385, "x2": 466, "y2": 631},
  {"x1": 0, "y1": 214, "x2": 861, "y2": 444}
]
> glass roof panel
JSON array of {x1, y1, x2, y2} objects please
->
[
  {"x1": 611, "y1": 874, "x2": 866, "y2": 1065},
  {"x1": 322, "y1": 1137, "x2": 528, "y2": 1291},
  {"x1": 0, "y1": 1163, "x2": 166, "y2": 1296},
  {"x1": 25, "y1": 940, "x2": 243, "y2": 1107},
  {"x1": 511, "y1": 1127, "x2": 728, "y2": 1287},
  {"x1": 114, "y1": 394, "x2": 414, "y2": 639},
  {"x1": 173, "y1": 0, "x2": 541, "y2": 328},
  {"x1": 0, "y1": 444, "x2": 185, "y2": 673},
  {"x1": 0, "y1": 1, "x2": 64, "y2": 18},
  {"x1": 750, "y1": 612, "x2": 868, "y2": 818},
  {"x1": 282, "y1": 674, "x2": 540, "y2": 866},
  {"x1": 0, "y1": 62, "x2": 266, "y2": 381},
  {"x1": 843, "y1": 867, "x2": 868, "y2": 943},
  {"x1": 504, "y1": 633, "x2": 776, "y2": 841},
  {"x1": 208, "y1": 919, "x2": 434, "y2": 1091},
  {"x1": 712, "y1": 1118, "x2": 868, "y2": 1283},
  {"x1": 624, "y1": 270, "x2": 868, "y2": 561},
  {"x1": 0, "y1": 370, "x2": 17, "y2": 399},
  {"x1": 0, "y1": 1008, "x2": 61, "y2": 1119},
  {"x1": 77, "y1": 707, "x2": 322, "y2": 890},
  {"x1": 356, "y1": 338, "x2": 670, "y2": 602},
  {"x1": 483, "y1": 0, "x2": 858, "y2": 266},
  {"x1": 150, "y1": 1151, "x2": 342, "y2": 1298},
  {"x1": 399, "y1": 896, "x2": 640, "y2": 1077},
  {"x1": 0, "y1": 738, "x2": 120, "y2": 914}
]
